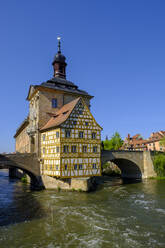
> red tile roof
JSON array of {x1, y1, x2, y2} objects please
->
[
  {"x1": 132, "y1": 134, "x2": 142, "y2": 139},
  {"x1": 150, "y1": 131, "x2": 165, "y2": 140},
  {"x1": 40, "y1": 98, "x2": 80, "y2": 131},
  {"x1": 123, "y1": 131, "x2": 165, "y2": 149}
]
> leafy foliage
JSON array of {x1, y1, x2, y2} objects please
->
[
  {"x1": 160, "y1": 136, "x2": 165, "y2": 148},
  {"x1": 21, "y1": 175, "x2": 27, "y2": 183},
  {"x1": 103, "y1": 132, "x2": 123, "y2": 150},
  {"x1": 102, "y1": 162, "x2": 121, "y2": 176},
  {"x1": 153, "y1": 153, "x2": 165, "y2": 177}
]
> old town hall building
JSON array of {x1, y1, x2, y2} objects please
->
[{"x1": 14, "y1": 38, "x2": 102, "y2": 178}]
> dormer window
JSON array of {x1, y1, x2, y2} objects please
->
[{"x1": 52, "y1": 98, "x2": 57, "y2": 108}]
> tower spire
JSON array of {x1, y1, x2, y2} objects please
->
[
  {"x1": 52, "y1": 37, "x2": 67, "y2": 79},
  {"x1": 57, "y1": 36, "x2": 61, "y2": 53}
]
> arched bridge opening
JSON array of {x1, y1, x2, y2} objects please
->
[
  {"x1": 7, "y1": 166, "x2": 41, "y2": 189},
  {"x1": 0, "y1": 154, "x2": 42, "y2": 189},
  {"x1": 101, "y1": 150, "x2": 144, "y2": 179},
  {"x1": 110, "y1": 158, "x2": 142, "y2": 179}
]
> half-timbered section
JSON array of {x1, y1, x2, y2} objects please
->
[{"x1": 40, "y1": 97, "x2": 102, "y2": 178}]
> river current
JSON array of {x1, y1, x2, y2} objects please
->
[{"x1": 0, "y1": 169, "x2": 165, "y2": 248}]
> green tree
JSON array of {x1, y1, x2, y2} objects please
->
[
  {"x1": 103, "y1": 132, "x2": 123, "y2": 150},
  {"x1": 160, "y1": 136, "x2": 165, "y2": 148},
  {"x1": 154, "y1": 153, "x2": 165, "y2": 177}
]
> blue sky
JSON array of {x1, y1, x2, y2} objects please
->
[{"x1": 0, "y1": 0, "x2": 165, "y2": 152}]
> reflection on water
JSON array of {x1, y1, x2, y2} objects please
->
[
  {"x1": 0, "y1": 169, "x2": 165, "y2": 248},
  {"x1": 0, "y1": 170, "x2": 45, "y2": 226}
]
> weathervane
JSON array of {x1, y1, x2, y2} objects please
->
[{"x1": 57, "y1": 36, "x2": 61, "y2": 53}]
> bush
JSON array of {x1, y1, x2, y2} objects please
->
[
  {"x1": 153, "y1": 153, "x2": 165, "y2": 177},
  {"x1": 21, "y1": 175, "x2": 27, "y2": 183},
  {"x1": 57, "y1": 186, "x2": 61, "y2": 191},
  {"x1": 102, "y1": 162, "x2": 121, "y2": 176}
]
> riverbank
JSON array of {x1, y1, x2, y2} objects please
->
[{"x1": 149, "y1": 176, "x2": 165, "y2": 180}]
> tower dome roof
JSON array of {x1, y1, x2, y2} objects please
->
[
  {"x1": 52, "y1": 51, "x2": 66, "y2": 65},
  {"x1": 52, "y1": 37, "x2": 66, "y2": 65}
]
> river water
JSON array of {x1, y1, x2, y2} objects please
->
[{"x1": 0, "y1": 169, "x2": 165, "y2": 248}]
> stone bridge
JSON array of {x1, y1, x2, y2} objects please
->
[
  {"x1": 0, "y1": 151, "x2": 157, "y2": 189},
  {"x1": 101, "y1": 150, "x2": 156, "y2": 179},
  {"x1": 0, "y1": 153, "x2": 42, "y2": 188}
]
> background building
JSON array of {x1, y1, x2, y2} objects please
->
[{"x1": 122, "y1": 131, "x2": 165, "y2": 152}]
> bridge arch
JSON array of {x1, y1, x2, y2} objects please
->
[
  {"x1": 8, "y1": 166, "x2": 41, "y2": 188},
  {"x1": 101, "y1": 150, "x2": 144, "y2": 179},
  {"x1": 109, "y1": 158, "x2": 142, "y2": 179},
  {"x1": 0, "y1": 154, "x2": 42, "y2": 189}
]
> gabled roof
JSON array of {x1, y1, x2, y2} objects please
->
[
  {"x1": 40, "y1": 97, "x2": 102, "y2": 132},
  {"x1": 40, "y1": 98, "x2": 80, "y2": 131}
]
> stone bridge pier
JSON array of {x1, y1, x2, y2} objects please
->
[{"x1": 101, "y1": 150, "x2": 157, "y2": 179}]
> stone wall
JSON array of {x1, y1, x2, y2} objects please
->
[
  {"x1": 143, "y1": 151, "x2": 157, "y2": 178},
  {"x1": 41, "y1": 175, "x2": 70, "y2": 190},
  {"x1": 15, "y1": 127, "x2": 30, "y2": 153},
  {"x1": 40, "y1": 175, "x2": 94, "y2": 191},
  {"x1": 71, "y1": 177, "x2": 94, "y2": 191}
]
